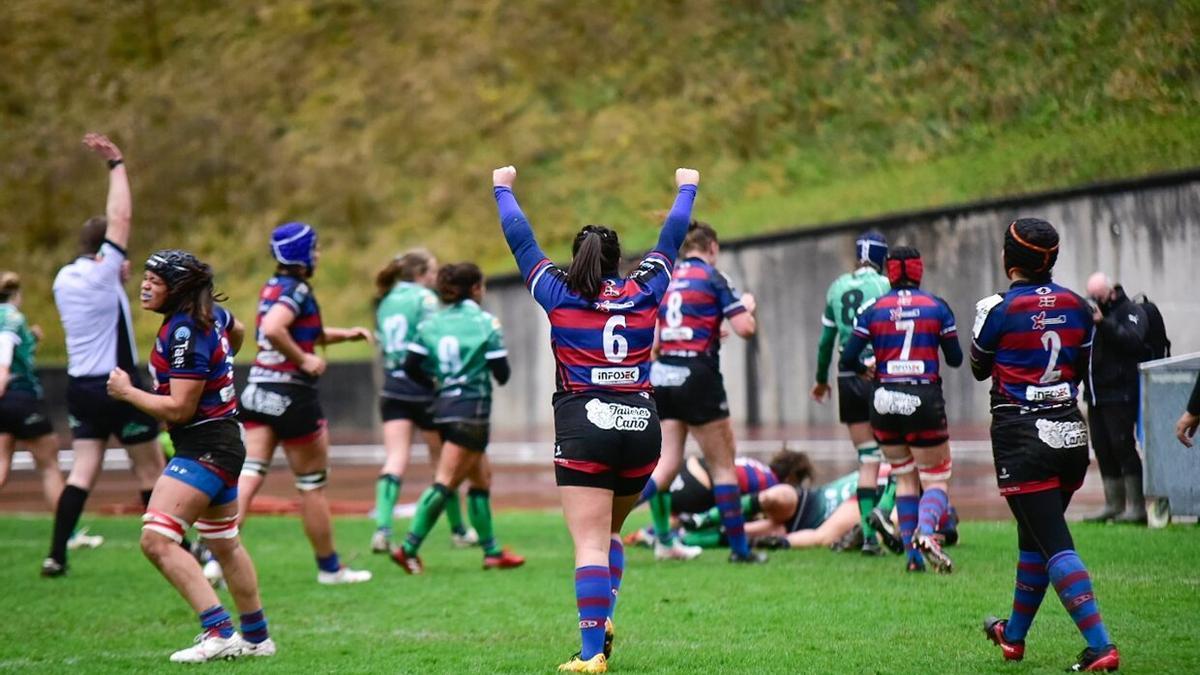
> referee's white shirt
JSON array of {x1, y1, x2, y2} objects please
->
[{"x1": 52, "y1": 240, "x2": 139, "y2": 378}]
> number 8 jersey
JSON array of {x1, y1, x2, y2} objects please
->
[
  {"x1": 657, "y1": 257, "x2": 747, "y2": 364},
  {"x1": 824, "y1": 267, "x2": 890, "y2": 367}
]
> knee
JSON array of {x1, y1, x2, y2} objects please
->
[
  {"x1": 140, "y1": 529, "x2": 174, "y2": 562},
  {"x1": 141, "y1": 509, "x2": 188, "y2": 560},
  {"x1": 294, "y1": 469, "x2": 328, "y2": 493}
]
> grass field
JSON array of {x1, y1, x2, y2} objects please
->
[{"x1": 1, "y1": 513, "x2": 1198, "y2": 673}]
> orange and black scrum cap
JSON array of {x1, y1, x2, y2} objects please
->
[{"x1": 1004, "y1": 218, "x2": 1059, "y2": 278}]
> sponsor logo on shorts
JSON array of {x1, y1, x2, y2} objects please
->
[
  {"x1": 1025, "y1": 382, "x2": 1071, "y2": 402},
  {"x1": 1035, "y1": 418, "x2": 1088, "y2": 449},
  {"x1": 873, "y1": 388, "x2": 922, "y2": 416},
  {"x1": 885, "y1": 360, "x2": 925, "y2": 376},
  {"x1": 24, "y1": 413, "x2": 45, "y2": 425},
  {"x1": 585, "y1": 399, "x2": 651, "y2": 431},
  {"x1": 122, "y1": 422, "x2": 152, "y2": 438},
  {"x1": 242, "y1": 384, "x2": 291, "y2": 417},
  {"x1": 591, "y1": 367, "x2": 639, "y2": 385},
  {"x1": 649, "y1": 362, "x2": 690, "y2": 387},
  {"x1": 68, "y1": 414, "x2": 80, "y2": 429}
]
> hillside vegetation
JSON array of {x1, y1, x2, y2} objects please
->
[{"x1": 2, "y1": 0, "x2": 1197, "y2": 362}]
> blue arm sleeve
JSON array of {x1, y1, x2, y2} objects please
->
[
  {"x1": 494, "y1": 187, "x2": 549, "y2": 282},
  {"x1": 838, "y1": 333, "x2": 869, "y2": 374},
  {"x1": 653, "y1": 185, "x2": 697, "y2": 265},
  {"x1": 941, "y1": 333, "x2": 964, "y2": 368}
]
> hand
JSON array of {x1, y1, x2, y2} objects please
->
[
  {"x1": 810, "y1": 382, "x2": 830, "y2": 403},
  {"x1": 348, "y1": 327, "x2": 374, "y2": 344},
  {"x1": 1177, "y1": 411, "x2": 1199, "y2": 448},
  {"x1": 1092, "y1": 307, "x2": 1103, "y2": 324},
  {"x1": 83, "y1": 133, "x2": 123, "y2": 162},
  {"x1": 741, "y1": 292, "x2": 757, "y2": 315},
  {"x1": 106, "y1": 367, "x2": 133, "y2": 400},
  {"x1": 299, "y1": 353, "x2": 327, "y2": 377},
  {"x1": 675, "y1": 167, "x2": 700, "y2": 187},
  {"x1": 863, "y1": 364, "x2": 877, "y2": 380},
  {"x1": 29, "y1": 324, "x2": 43, "y2": 341},
  {"x1": 493, "y1": 165, "x2": 516, "y2": 188},
  {"x1": 719, "y1": 325, "x2": 730, "y2": 341}
]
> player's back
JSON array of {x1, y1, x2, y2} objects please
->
[
  {"x1": 657, "y1": 257, "x2": 745, "y2": 362},
  {"x1": 857, "y1": 289, "x2": 956, "y2": 383},
  {"x1": 826, "y1": 268, "x2": 890, "y2": 346},
  {"x1": 415, "y1": 300, "x2": 502, "y2": 400},
  {"x1": 734, "y1": 457, "x2": 779, "y2": 494},
  {"x1": 376, "y1": 282, "x2": 437, "y2": 369}
]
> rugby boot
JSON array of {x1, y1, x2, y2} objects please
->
[
  {"x1": 728, "y1": 550, "x2": 768, "y2": 564},
  {"x1": 40, "y1": 557, "x2": 67, "y2": 578},
  {"x1": 936, "y1": 506, "x2": 960, "y2": 546},
  {"x1": 916, "y1": 533, "x2": 954, "y2": 573},
  {"x1": 483, "y1": 548, "x2": 526, "y2": 570},
  {"x1": 830, "y1": 523, "x2": 863, "y2": 552},
  {"x1": 654, "y1": 538, "x2": 702, "y2": 561},
  {"x1": 169, "y1": 631, "x2": 244, "y2": 663},
  {"x1": 1084, "y1": 478, "x2": 1125, "y2": 523},
  {"x1": 860, "y1": 538, "x2": 884, "y2": 556},
  {"x1": 370, "y1": 529, "x2": 390, "y2": 554},
  {"x1": 869, "y1": 508, "x2": 904, "y2": 554},
  {"x1": 905, "y1": 554, "x2": 926, "y2": 573},
  {"x1": 317, "y1": 566, "x2": 373, "y2": 584},
  {"x1": 623, "y1": 527, "x2": 654, "y2": 548},
  {"x1": 1069, "y1": 645, "x2": 1120, "y2": 672},
  {"x1": 240, "y1": 637, "x2": 277, "y2": 658},
  {"x1": 451, "y1": 526, "x2": 480, "y2": 548},
  {"x1": 603, "y1": 619, "x2": 614, "y2": 660},
  {"x1": 752, "y1": 535, "x2": 790, "y2": 550},
  {"x1": 558, "y1": 652, "x2": 607, "y2": 673},
  {"x1": 67, "y1": 526, "x2": 105, "y2": 550},
  {"x1": 390, "y1": 547, "x2": 424, "y2": 575},
  {"x1": 982, "y1": 616, "x2": 1025, "y2": 661}
]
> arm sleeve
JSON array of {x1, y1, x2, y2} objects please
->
[
  {"x1": 712, "y1": 271, "x2": 747, "y2": 318},
  {"x1": 402, "y1": 347, "x2": 434, "y2": 389},
  {"x1": 939, "y1": 300, "x2": 963, "y2": 368},
  {"x1": 815, "y1": 322, "x2": 837, "y2": 385},
  {"x1": 1189, "y1": 373, "x2": 1200, "y2": 416},
  {"x1": 969, "y1": 295, "x2": 1005, "y2": 381},
  {"x1": 166, "y1": 322, "x2": 212, "y2": 379},
  {"x1": 838, "y1": 330, "x2": 869, "y2": 375},
  {"x1": 485, "y1": 317, "x2": 509, "y2": 385},
  {"x1": 653, "y1": 185, "x2": 697, "y2": 266},
  {"x1": 488, "y1": 356, "x2": 511, "y2": 386},
  {"x1": 494, "y1": 186, "x2": 564, "y2": 310}
]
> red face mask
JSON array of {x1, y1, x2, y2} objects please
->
[{"x1": 886, "y1": 257, "x2": 924, "y2": 286}]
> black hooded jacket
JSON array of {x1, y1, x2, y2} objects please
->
[{"x1": 1086, "y1": 286, "x2": 1148, "y2": 406}]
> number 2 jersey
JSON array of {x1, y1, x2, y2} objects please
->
[
  {"x1": 846, "y1": 289, "x2": 959, "y2": 384},
  {"x1": 656, "y1": 257, "x2": 747, "y2": 366},
  {"x1": 149, "y1": 305, "x2": 238, "y2": 429},
  {"x1": 249, "y1": 274, "x2": 323, "y2": 387},
  {"x1": 970, "y1": 281, "x2": 1093, "y2": 411}
]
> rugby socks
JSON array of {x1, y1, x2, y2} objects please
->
[
  {"x1": 857, "y1": 488, "x2": 879, "y2": 539},
  {"x1": 713, "y1": 484, "x2": 749, "y2": 557},
  {"x1": 199, "y1": 605, "x2": 235, "y2": 639},
  {"x1": 467, "y1": 488, "x2": 501, "y2": 557},
  {"x1": 49, "y1": 485, "x2": 89, "y2": 563},
  {"x1": 316, "y1": 552, "x2": 341, "y2": 574},
  {"x1": 374, "y1": 473, "x2": 401, "y2": 534},
  {"x1": 877, "y1": 481, "x2": 897, "y2": 514},
  {"x1": 700, "y1": 494, "x2": 759, "y2": 529},
  {"x1": 917, "y1": 487, "x2": 949, "y2": 536},
  {"x1": 608, "y1": 536, "x2": 624, "y2": 620},
  {"x1": 239, "y1": 609, "x2": 269, "y2": 644},
  {"x1": 444, "y1": 489, "x2": 468, "y2": 537},
  {"x1": 648, "y1": 491, "x2": 673, "y2": 546},
  {"x1": 682, "y1": 529, "x2": 724, "y2": 548},
  {"x1": 638, "y1": 478, "x2": 657, "y2": 506},
  {"x1": 1047, "y1": 550, "x2": 1111, "y2": 650},
  {"x1": 403, "y1": 483, "x2": 450, "y2": 555},
  {"x1": 574, "y1": 566, "x2": 610, "y2": 660},
  {"x1": 1004, "y1": 550, "x2": 1048, "y2": 642},
  {"x1": 896, "y1": 494, "x2": 921, "y2": 564},
  {"x1": 140, "y1": 489, "x2": 153, "y2": 508}
]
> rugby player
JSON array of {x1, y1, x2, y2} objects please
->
[
  {"x1": 641, "y1": 221, "x2": 765, "y2": 563},
  {"x1": 236, "y1": 222, "x2": 372, "y2": 584},
  {"x1": 839, "y1": 246, "x2": 962, "y2": 573},
  {"x1": 810, "y1": 231, "x2": 891, "y2": 555},
  {"x1": 371, "y1": 249, "x2": 478, "y2": 553},
  {"x1": 494, "y1": 165, "x2": 697, "y2": 673},
  {"x1": 0, "y1": 273, "x2": 64, "y2": 510},
  {"x1": 45, "y1": 133, "x2": 167, "y2": 576},
  {"x1": 974, "y1": 219, "x2": 1118, "y2": 671},
  {"x1": 107, "y1": 250, "x2": 273, "y2": 662},
  {"x1": 390, "y1": 262, "x2": 524, "y2": 573}
]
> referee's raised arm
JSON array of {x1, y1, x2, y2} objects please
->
[{"x1": 82, "y1": 133, "x2": 131, "y2": 250}]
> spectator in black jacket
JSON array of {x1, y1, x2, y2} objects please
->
[
  {"x1": 1083, "y1": 272, "x2": 1148, "y2": 523},
  {"x1": 1176, "y1": 373, "x2": 1199, "y2": 448}
]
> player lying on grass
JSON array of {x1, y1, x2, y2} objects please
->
[
  {"x1": 107, "y1": 250, "x2": 274, "y2": 663},
  {"x1": 495, "y1": 164, "x2": 698, "y2": 673},
  {"x1": 390, "y1": 263, "x2": 524, "y2": 573}
]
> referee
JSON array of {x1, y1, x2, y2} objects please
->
[{"x1": 43, "y1": 133, "x2": 164, "y2": 577}]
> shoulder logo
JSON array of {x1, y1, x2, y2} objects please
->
[
  {"x1": 173, "y1": 325, "x2": 192, "y2": 341},
  {"x1": 1035, "y1": 286, "x2": 1052, "y2": 295},
  {"x1": 602, "y1": 280, "x2": 621, "y2": 298}
]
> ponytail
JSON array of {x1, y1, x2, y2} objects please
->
[
  {"x1": 375, "y1": 248, "x2": 435, "y2": 301},
  {"x1": 567, "y1": 232, "x2": 604, "y2": 298}
]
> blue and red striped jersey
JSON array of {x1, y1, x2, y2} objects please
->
[
  {"x1": 249, "y1": 274, "x2": 323, "y2": 386},
  {"x1": 496, "y1": 184, "x2": 696, "y2": 394},
  {"x1": 150, "y1": 305, "x2": 238, "y2": 429},
  {"x1": 971, "y1": 281, "x2": 1094, "y2": 410},
  {"x1": 735, "y1": 457, "x2": 779, "y2": 495},
  {"x1": 853, "y1": 289, "x2": 958, "y2": 384},
  {"x1": 657, "y1": 257, "x2": 746, "y2": 362}
]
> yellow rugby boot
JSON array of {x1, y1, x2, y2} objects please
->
[{"x1": 557, "y1": 652, "x2": 607, "y2": 673}]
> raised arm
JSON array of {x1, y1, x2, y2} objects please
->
[
  {"x1": 83, "y1": 133, "x2": 131, "y2": 250},
  {"x1": 492, "y1": 166, "x2": 549, "y2": 282},
  {"x1": 654, "y1": 169, "x2": 699, "y2": 265}
]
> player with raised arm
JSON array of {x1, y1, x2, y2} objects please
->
[
  {"x1": 494, "y1": 165, "x2": 697, "y2": 673},
  {"x1": 106, "y1": 250, "x2": 274, "y2": 663},
  {"x1": 839, "y1": 246, "x2": 962, "y2": 573},
  {"x1": 371, "y1": 250, "x2": 479, "y2": 553},
  {"x1": 810, "y1": 232, "x2": 891, "y2": 555},
  {"x1": 236, "y1": 222, "x2": 373, "y2": 585},
  {"x1": 0, "y1": 273, "x2": 64, "y2": 510},
  {"x1": 389, "y1": 263, "x2": 523, "y2": 573},
  {"x1": 45, "y1": 133, "x2": 168, "y2": 576},
  {"x1": 638, "y1": 221, "x2": 764, "y2": 563},
  {"x1": 974, "y1": 219, "x2": 1118, "y2": 672}
]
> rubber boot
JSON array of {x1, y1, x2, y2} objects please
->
[
  {"x1": 1115, "y1": 474, "x2": 1147, "y2": 524},
  {"x1": 1084, "y1": 478, "x2": 1125, "y2": 523}
]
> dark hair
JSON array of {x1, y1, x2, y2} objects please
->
[
  {"x1": 375, "y1": 248, "x2": 436, "y2": 301},
  {"x1": 79, "y1": 216, "x2": 107, "y2": 256},
  {"x1": 567, "y1": 225, "x2": 621, "y2": 298},
  {"x1": 769, "y1": 448, "x2": 814, "y2": 486},
  {"x1": 145, "y1": 250, "x2": 226, "y2": 331},
  {"x1": 436, "y1": 262, "x2": 483, "y2": 304},
  {"x1": 0, "y1": 272, "x2": 19, "y2": 303},
  {"x1": 1003, "y1": 218, "x2": 1059, "y2": 282},
  {"x1": 681, "y1": 220, "x2": 719, "y2": 255}
]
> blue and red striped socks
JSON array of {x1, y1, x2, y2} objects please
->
[
  {"x1": 714, "y1": 484, "x2": 749, "y2": 557},
  {"x1": 1048, "y1": 550, "x2": 1111, "y2": 650},
  {"x1": 575, "y1": 566, "x2": 611, "y2": 660},
  {"x1": 240, "y1": 609, "x2": 269, "y2": 644},
  {"x1": 608, "y1": 537, "x2": 624, "y2": 620},
  {"x1": 896, "y1": 495, "x2": 921, "y2": 565},
  {"x1": 1005, "y1": 550, "x2": 1048, "y2": 642},
  {"x1": 199, "y1": 605, "x2": 234, "y2": 639},
  {"x1": 917, "y1": 487, "x2": 949, "y2": 536}
]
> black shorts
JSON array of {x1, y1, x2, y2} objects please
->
[
  {"x1": 787, "y1": 485, "x2": 824, "y2": 533},
  {"x1": 239, "y1": 382, "x2": 325, "y2": 443},
  {"x1": 432, "y1": 396, "x2": 491, "y2": 452},
  {"x1": 0, "y1": 389, "x2": 54, "y2": 440},
  {"x1": 650, "y1": 357, "x2": 729, "y2": 426},
  {"x1": 379, "y1": 397, "x2": 435, "y2": 430},
  {"x1": 837, "y1": 374, "x2": 873, "y2": 425},
  {"x1": 669, "y1": 457, "x2": 715, "y2": 514},
  {"x1": 869, "y1": 382, "x2": 949, "y2": 447},
  {"x1": 553, "y1": 391, "x2": 661, "y2": 496},
  {"x1": 991, "y1": 406, "x2": 1089, "y2": 497},
  {"x1": 67, "y1": 374, "x2": 159, "y2": 444},
  {"x1": 169, "y1": 418, "x2": 246, "y2": 480}
]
